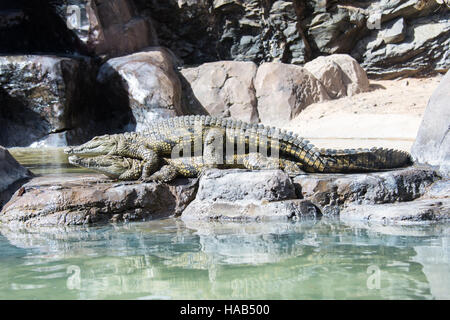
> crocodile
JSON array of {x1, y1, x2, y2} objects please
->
[
  {"x1": 64, "y1": 115, "x2": 412, "y2": 181},
  {"x1": 68, "y1": 153, "x2": 305, "y2": 182}
]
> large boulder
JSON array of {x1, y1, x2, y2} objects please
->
[
  {"x1": 97, "y1": 47, "x2": 183, "y2": 132},
  {"x1": 0, "y1": 174, "x2": 198, "y2": 228},
  {"x1": 254, "y1": 62, "x2": 329, "y2": 125},
  {"x1": 0, "y1": 146, "x2": 32, "y2": 209},
  {"x1": 411, "y1": 71, "x2": 450, "y2": 176},
  {"x1": 304, "y1": 54, "x2": 370, "y2": 98},
  {"x1": 180, "y1": 61, "x2": 259, "y2": 122},
  {"x1": 182, "y1": 169, "x2": 321, "y2": 221},
  {"x1": 0, "y1": 55, "x2": 99, "y2": 147}
]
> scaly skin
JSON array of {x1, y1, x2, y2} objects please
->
[
  {"x1": 68, "y1": 153, "x2": 306, "y2": 182},
  {"x1": 65, "y1": 115, "x2": 412, "y2": 181}
]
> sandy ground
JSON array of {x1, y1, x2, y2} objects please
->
[{"x1": 283, "y1": 76, "x2": 443, "y2": 152}]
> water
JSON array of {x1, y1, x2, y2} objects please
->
[
  {"x1": 8, "y1": 147, "x2": 93, "y2": 175},
  {"x1": 1, "y1": 148, "x2": 449, "y2": 300},
  {"x1": 0, "y1": 219, "x2": 449, "y2": 300}
]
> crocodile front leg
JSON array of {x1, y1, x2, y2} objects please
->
[{"x1": 114, "y1": 141, "x2": 160, "y2": 180}]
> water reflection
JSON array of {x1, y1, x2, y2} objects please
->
[
  {"x1": 8, "y1": 147, "x2": 93, "y2": 175},
  {"x1": 0, "y1": 218, "x2": 448, "y2": 299}
]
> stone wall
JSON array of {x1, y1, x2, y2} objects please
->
[{"x1": 0, "y1": 0, "x2": 449, "y2": 147}]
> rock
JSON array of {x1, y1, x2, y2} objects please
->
[
  {"x1": 306, "y1": 5, "x2": 367, "y2": 55},
  {"x1": 97, "y1": 47, "x2": 183, "y2": 132},
  {"x1": 293, "y1": 167, "x2": 440, "y2": 215},
  {"x1": 304, "y1": 54, "x2": 370, "y2": 98},
  {"x1": 54, "y1": 0, "x2": 158, "y2": 58},
  {"x1": 0, "y1": 174, "x2": 198, "y2": 228},
  {"x1": 354, "y1": 12, "x2": 450, "y2": 79},
  {"x1": 341, "y1": 199, "x2": 450, "y2": 224},
  {"x1": 411, "y1": 71, "x2": 450, "y2": 176},
  {"x1": 0, "y1": 146, "x2": 33, "y2": 210},
  {"x1": 135, "y1": 0, "x2": 310, "y2": 64},
  {"x1": 182, "y1": 169, "x2": 321, "y2": 221},
  {"x1": 180, "y1": 61, "x2": 259, "y2": 122},
  {"x1": 382, "y1": 17, "x2": 406, "y2": 44},
  {"x1": 254, "y1": 62, "x2": 329, "y2": 125},
  {"x1": 0, "y1": 2, "x2": 88, "y2": 55},
  {"x1": 423, "y1": 180, "x2": 450, "y2": 199},
  {"x1": 0, "y1": 55, "x2": 100, "y2": 147}
]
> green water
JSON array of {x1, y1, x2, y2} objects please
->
[
  {"x1": 9, "y1": 147, "x2": 93, "y2": 175},
  {"x1": 1, "y1": 148, "x2": 449, "y2": 300},
  {"x1": 0, "y1": 219, "x2": 449, "y2": 300}
]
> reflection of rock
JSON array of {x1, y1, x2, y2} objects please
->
[
  {"x1": 0, "y1": 146, "x2": 33, "y2": 209},
  {"x1": 294, "y1": 167, "x2": 440, "y2": 215},
  {"x1": 182, "y1": 169, "x2": 321, "y2": 221},
  {"x1": 0, "y1": 218, "x2": 443, "y2": 299},
  {"x1": 413, "y1": 235, "x2": 450, "y2": 300},
  {"x1": 0, "y1": 174, "x2": 198, "y2": 227},
  {"x1": 411, "y1": 71, "x2": 450, "y2": 177},
  {"x1": 180, "y1": 61, "x2": 259, "y2": 122},
  {"x1": 97, "y1": 47, "x2": 183, "y2": 132}
]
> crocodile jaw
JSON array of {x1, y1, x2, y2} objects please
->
[{"x1": 68, "y1": 155, "x2": 129, "y2": 179}]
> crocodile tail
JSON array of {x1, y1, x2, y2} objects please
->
[{"x1": 319, "y1": 147, "x2": 412, "y2": 173}]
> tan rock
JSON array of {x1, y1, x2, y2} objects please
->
[
  {"x1": 254, "y1": 62, "x2": 329, "y2": 125},
  {"x1": 181, "y1": 61, "x2": 259, "y2": 122},
  {"x1": 304, "y1": 54, "x2": 370, "y2": 98},
  {"x1": 97, "y1": 47, "x2": 183, "y2": 132}
]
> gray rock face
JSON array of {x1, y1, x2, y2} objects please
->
[
  {"x1": 133, "y1": 0, "x2": 449, "y2": 78},
  {"x1": 0, "y1": 174, "x2": 198, "y2": 228},
  {"x1": 0, "y1": 55, "x2": 100, "y2": 147},
  {"x1": 182, "y1": 169, "x2": 321, "y2": 221},
  {"x1": 97, "y1": 47, "x2": 183, "y2": 132},
  {"x1": 293, "y1": 167, "x2": 440, "y2": 215},
  {"x1": 411, "y1": 71, "x2": 450, "y2": 176},
  {"x1": 136, "y1": 0, "x2": 310, "y2": 65},
  {"x1": 382, "y1": 17, "x2": 406, "y2": 44},
  {"x1": 0, "y1": 146, "x2": 33, "y2": 210}
]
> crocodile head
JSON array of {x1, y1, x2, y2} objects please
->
[
  {"x1": 68, "y1": 155, "x2": 142, "y2": 180},
  {"x1": 64, "y1": 135, "x2": 118, "y2": 157}
]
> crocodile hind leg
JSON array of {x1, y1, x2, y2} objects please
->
[
  {"x1": 147, "y1": 156, "x2": 207, "y2": 182},
  {"x1": 242, "y1": 153, "x2": 305, "y2": 176}
]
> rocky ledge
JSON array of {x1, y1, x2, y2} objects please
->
[{"x1": 1, "y1": 166, "x2": 448, "y2": 228}]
